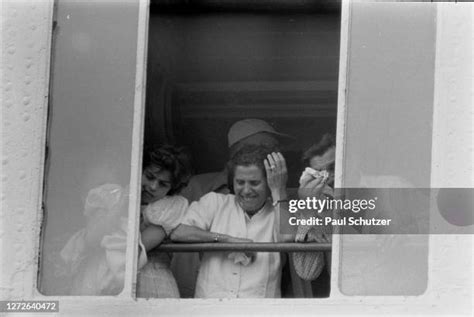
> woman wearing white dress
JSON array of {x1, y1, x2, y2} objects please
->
[
  {"x1": 60, "y1": 145, "x2": 192, "y2": 297},
  {"x1": 137, "y1": 145, "x2": 192, "y2": 298}
]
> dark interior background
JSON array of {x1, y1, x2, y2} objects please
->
[{"x1": 144, "y1": 0, "x2": 340, "y2": 188}]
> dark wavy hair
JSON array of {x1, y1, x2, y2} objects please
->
[
  {"x1": 226, "y1": 144, "x2": 278, "y2": 194},
  {"x1": 142, "y1": 145, "x2": 193, "y2": 195},
  {"x1": 302, "y1": 133, "x2": 336, "y2": 166}
]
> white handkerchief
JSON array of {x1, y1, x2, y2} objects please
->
[{"x1": 299, "y1": 167, "x2": 329, "y2": 185}]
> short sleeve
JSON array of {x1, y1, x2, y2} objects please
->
[
  {"x1": 143, "y1": 195, "x2": 189, "y2": 236},
  {"x1": 180, "y1": 192, "x2": 221, "y2": 231}
]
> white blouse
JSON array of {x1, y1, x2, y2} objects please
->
[{"x1": 181, "y1": 192, "x2": 282, "y2": 298}]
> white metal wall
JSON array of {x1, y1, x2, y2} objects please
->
[{"x1": 1, "y1": 1, "x2": 472, "y2": 315}]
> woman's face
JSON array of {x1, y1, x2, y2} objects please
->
[
  {"x1": 310, "y1": 146, "x2": 336, "y2": 187},
  {"x1": 233, "y1": 164, "x2": 269, "y2": 214},
  {"x1": 141, "y1": 165, "x2": 172, "y2": 205}
]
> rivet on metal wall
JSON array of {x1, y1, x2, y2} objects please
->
[
  {"x1": 19, "y1": 171, "x2": 27, "y2": 179},
  {"x1": 23, "y1": 96, "x2": 31, "y2": 106}
]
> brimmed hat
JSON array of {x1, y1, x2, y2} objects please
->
[{"x1": 227, "y1": 119, "x2": 292, "y2": 148}]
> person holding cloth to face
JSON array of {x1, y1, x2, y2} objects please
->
[
  {"x1": 292, "y1": 134, "x2": 335, "y2": 289},
  {"x1": 171, "y1": 144, "x2": 293, "y2": 298}
]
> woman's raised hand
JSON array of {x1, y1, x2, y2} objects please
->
[{"x1": 264, "y1": 152, "x2": 288, "y2": 202}]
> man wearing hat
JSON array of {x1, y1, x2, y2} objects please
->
[
  {"x1": 173, "y1": 119, "x2": 292, "y2": 298},
  {"x1": 180, "y1": 118, "x2": 292, "y2": 202}
]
